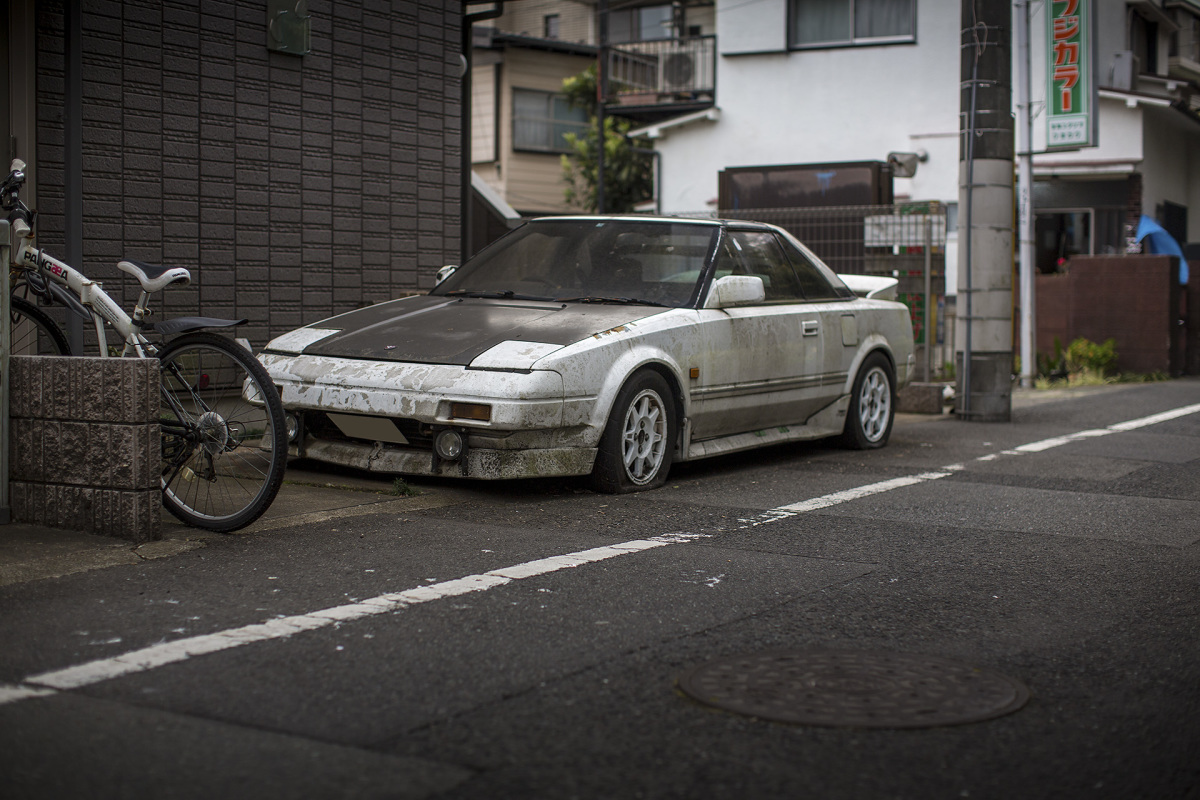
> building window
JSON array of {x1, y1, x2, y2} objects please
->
[
  {"x1": 512, "y1": 89, "x2": 588, "y2": 153},
  {"x1": 789, "y1": 0, "x2": 915, "y2": 49},
  {"x1": 1035, "y1": 210, "x2": 1093, "y2": 273},
  {"x1": 1173, "y1": 13, "x2": 1200, "y2": 62},
  {"x1": 544, "y1": 14, "x2": 559, "y2": 40},
  {"x1": 1131, "y1": 12, "x2": 1159, "y2": 75},
  {"x1": 609, "y1": 3, "x2": 674, "y2": 43}
]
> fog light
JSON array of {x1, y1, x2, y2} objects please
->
[
  {"x1": 285, "y1": 413, "x2": 301, "y2": 442},
  {"x1": 434, "y1": 429, "x2": 464, "y2": 461}
]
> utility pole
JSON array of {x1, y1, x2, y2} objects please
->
[
  {"x1": 1015, "y1": 0, "x2": 1036, "y2": 389},
  {"x1": 596, "y1": 0, "x2": 607, "y2": 214},
  {"x1": 957, "y1": 0, "x2": 1014, "y2": 421}
]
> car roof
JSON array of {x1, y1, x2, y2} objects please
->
[{"x1": 527, "y1": 214, "x2": 780, "y2": 232}]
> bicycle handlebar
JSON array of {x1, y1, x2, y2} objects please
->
[
  {"x1": 1, "y1": 159, "x2": 26, "y2": 200},
  {"x1": 2, "y1": 159, "x2": 35, "y2": 238}
]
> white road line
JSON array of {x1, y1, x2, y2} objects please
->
[
  {"x1": 4, "y1": 401, "x2": 1198, "y2": 706},
  {"x1": 14, "y1": 533, "x2": 709, "y2": 697},
  {"x1": 741, "y1": 472, "x2": 954, "y2": 528},
  {"x1": 0, "y1": 684, "x2": 56, "y2": 704},
  {"x1": 1108, "y1": 403, "x2": 1200, "y2": 431}
]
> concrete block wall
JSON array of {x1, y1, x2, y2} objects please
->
[
  {"x1": 8, "y1": 355, "x2": 160, "y2": 542},
  {"x1": 1036, "y1": 255, "x2": 1188, "y2": 375},
  {"x1": 30, "y1": 0, "x2": 462, "y2": 350}
]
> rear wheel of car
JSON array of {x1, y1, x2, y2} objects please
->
[
  {"x1": 841, "y1": 352, "x2": 895, "y2": 450},
  {"x1": 591, "y1": 370, "x2": 676, "y2": 494}
]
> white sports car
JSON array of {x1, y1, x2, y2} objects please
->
[{"x1": 259, "y1": 216, "x2": 916, "y2": 492}]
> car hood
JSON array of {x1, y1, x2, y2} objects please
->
[{"x1": 297, "y1": 295, "x2": 662, "y2": 366}]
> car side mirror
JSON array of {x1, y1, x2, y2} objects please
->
[
  {"x1": 706, "y1": 274, "x2": 765, "y2": 308},
  {"x1": 435, "y1": 265, "x2": 458, "y2": 285}
]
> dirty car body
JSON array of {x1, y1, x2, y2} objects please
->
[{"x1": 259, "y1": 216, "x2": 916, "y2": 493}]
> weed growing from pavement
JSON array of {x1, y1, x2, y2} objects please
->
[{"x1": 390, "y1": 478, "x2": 419, "y2": 497}]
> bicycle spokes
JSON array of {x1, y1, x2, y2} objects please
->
[{"x1": 158, "y1": 333, "x2": 286, "y2": 532}]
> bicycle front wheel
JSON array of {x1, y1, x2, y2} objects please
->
[
  {"x1": 10, "y1": 296, "x2": 71, "y2": 355},
  {"x1": 159, "y1": 332, "x2": 287, "y2": 532}
]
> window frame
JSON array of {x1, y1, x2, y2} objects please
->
[
  {"x1": 717, "y1": 229, "x2": 807, "y2": 304},
  {"x1": 776, "y1": 234, "x2": 846, "y2": 301},
  {"x1": 609, "y1": 2, "x2": 675, "y2": 44},
  {"x1": 787, "y1": 0, "x2": 917, "y2": 51},
  {"x1": 510, "y1": 88, "x2": 588, "y2": 155}
]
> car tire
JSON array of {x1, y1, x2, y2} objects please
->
[
  {"x1": 591, "y1": 370, "x2": 676, "y2": 494},
  {"x1": 841, "y1": 352, "x2": 895, "y2": 450}
]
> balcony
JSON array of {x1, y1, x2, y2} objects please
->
[{"x1": 604, "y1": 36, "x2": 716, "y2": 124}]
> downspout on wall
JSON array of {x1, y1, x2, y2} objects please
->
[{"x1": 462, "y1": 2, "x2": 505, "y2": 262}]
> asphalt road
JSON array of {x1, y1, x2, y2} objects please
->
[{"x1": 1, "y1": 380, "x2": 1197, "y2": 800}]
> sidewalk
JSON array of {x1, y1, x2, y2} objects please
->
[
  {"x1": 0, "y1": 465, "x2": 458, "y2": 588},
  {"x1": 0, "y1": 384, "x2": 1140, "y2": 588}
]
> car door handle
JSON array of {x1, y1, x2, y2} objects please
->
[{"x1": 802, "y1": 320, "x2": 819, "y2": 336}]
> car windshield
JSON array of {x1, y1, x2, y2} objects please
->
[{"x1": 432, "y1": 219, "x2": 720, "y2": 308}]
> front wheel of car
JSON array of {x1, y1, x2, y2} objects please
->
[
  {"x1": 841, "y1": 352, "x2": 895, "y2": 450},
  {"x1": 591, "y1": 371, "x2": 676, "y2": 494}
]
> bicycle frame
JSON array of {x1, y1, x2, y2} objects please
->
[
  {"x1": 11, "y1": 234, "x2": 156, "y2": 358},
  {"x1": 2, "y1": 158, "x2": 287, "y2": 532}
]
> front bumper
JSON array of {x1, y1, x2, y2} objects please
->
[
  {"x1": 260, "y1": 352, "x2": 601, "y2": 480},
  {"x1": 291, "y1": 436, "x2": 597, "y2": 480}
]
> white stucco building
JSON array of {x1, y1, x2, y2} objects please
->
[
  {"x1": 466, "y1": 0, "x2": 1200, "y2": 286},
  {"x1": 635, "y1": 0, "x2": 1200, "y2": 276},
  {"x1": 641, "y1": 0, "x2": 960, "y2": 214}
]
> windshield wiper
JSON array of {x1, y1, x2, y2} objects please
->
[
  {"x1": 445, "y1": 289, "x2": 514, "y2": 298},
  {"x1": 444, "y1": 289, "x2": 553, "y2": 301},
  {"x1": 556, "y1": 295, "x2": 668, "y2": 307}
]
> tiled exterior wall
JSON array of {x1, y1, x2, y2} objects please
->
[
  {"x1": 30, "y1": 0, "x2": 462, "y2": 350},
  {"x1": 8, "y1": 356, "x2": 160, "y2": 542}
]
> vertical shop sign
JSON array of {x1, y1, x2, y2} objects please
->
[{"x1": 1047, "y1": 0, "x2": 1095, "y2": 149}]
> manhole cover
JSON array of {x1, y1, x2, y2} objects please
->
[{"x1": 678, "y1": 650, "x2": 1030, "y2": 728}]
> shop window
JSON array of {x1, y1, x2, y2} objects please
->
[{"x1": 1035, "y1": 211, "x2": 1091, "y2": 273}]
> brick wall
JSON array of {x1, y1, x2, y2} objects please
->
[
  {"x1": 1036, "y1": 255, "x2": 1187, "y2": 375},
  {"x1": 8, "y1": 356, "x2": 160, "y2": 542},
  {"x1": 30, "y1": 0, "x2": 462, "y2": 350}
]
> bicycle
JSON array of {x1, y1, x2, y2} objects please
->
[{"x1": 2, "y1": 159, "x2": 286, "y2": 532}]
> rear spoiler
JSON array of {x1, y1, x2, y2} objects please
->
[{"x1": 839, "y1": 274, "x2": 899, "y2": 301}]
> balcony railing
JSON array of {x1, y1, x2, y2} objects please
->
[{"x1": 605, "y1": 35, "x2": 715, "y2": 107}]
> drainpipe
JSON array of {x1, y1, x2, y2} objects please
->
[
  {"x1": 1, "y1": 220, "x2": 10, "y2": 524},
  {"x1": 461, "y1": 2, "x2": 505, "y2": 262},
  {"x1": 628, "y1": 145, "x2": 660, "y2": 214},
  {"x1": 65, "y1": 0, "x2": 84, "y2": 352}
]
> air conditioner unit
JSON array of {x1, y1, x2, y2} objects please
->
[
  {"x1": 1111, "y1": 50, "x2": 1140, "y2": 91},
  {"x1": 659, "y1": 49, "x2": 696, "y2": 92}
]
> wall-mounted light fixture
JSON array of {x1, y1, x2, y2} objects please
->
[{"x1": 267, "y1": 0, "x2": 311, "y2": 55}]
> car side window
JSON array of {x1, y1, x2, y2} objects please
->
[
  {"x1": 777, "y1": 236, "x2": 844, "y2": 300},
  {"x1": 720, "y1": 231, "x2": 805, "y2": 303}
]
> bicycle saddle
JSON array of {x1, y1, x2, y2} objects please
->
[{"x1": 118, "y1": 259, "x2": 192, "y2": 293}]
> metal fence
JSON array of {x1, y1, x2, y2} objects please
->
[
  {"x1": 701, "y1": 204, "x2": 951, "y2": 380},
  {"x1": 700, "y1": 204, "x2": 948, "y2": 276}
]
